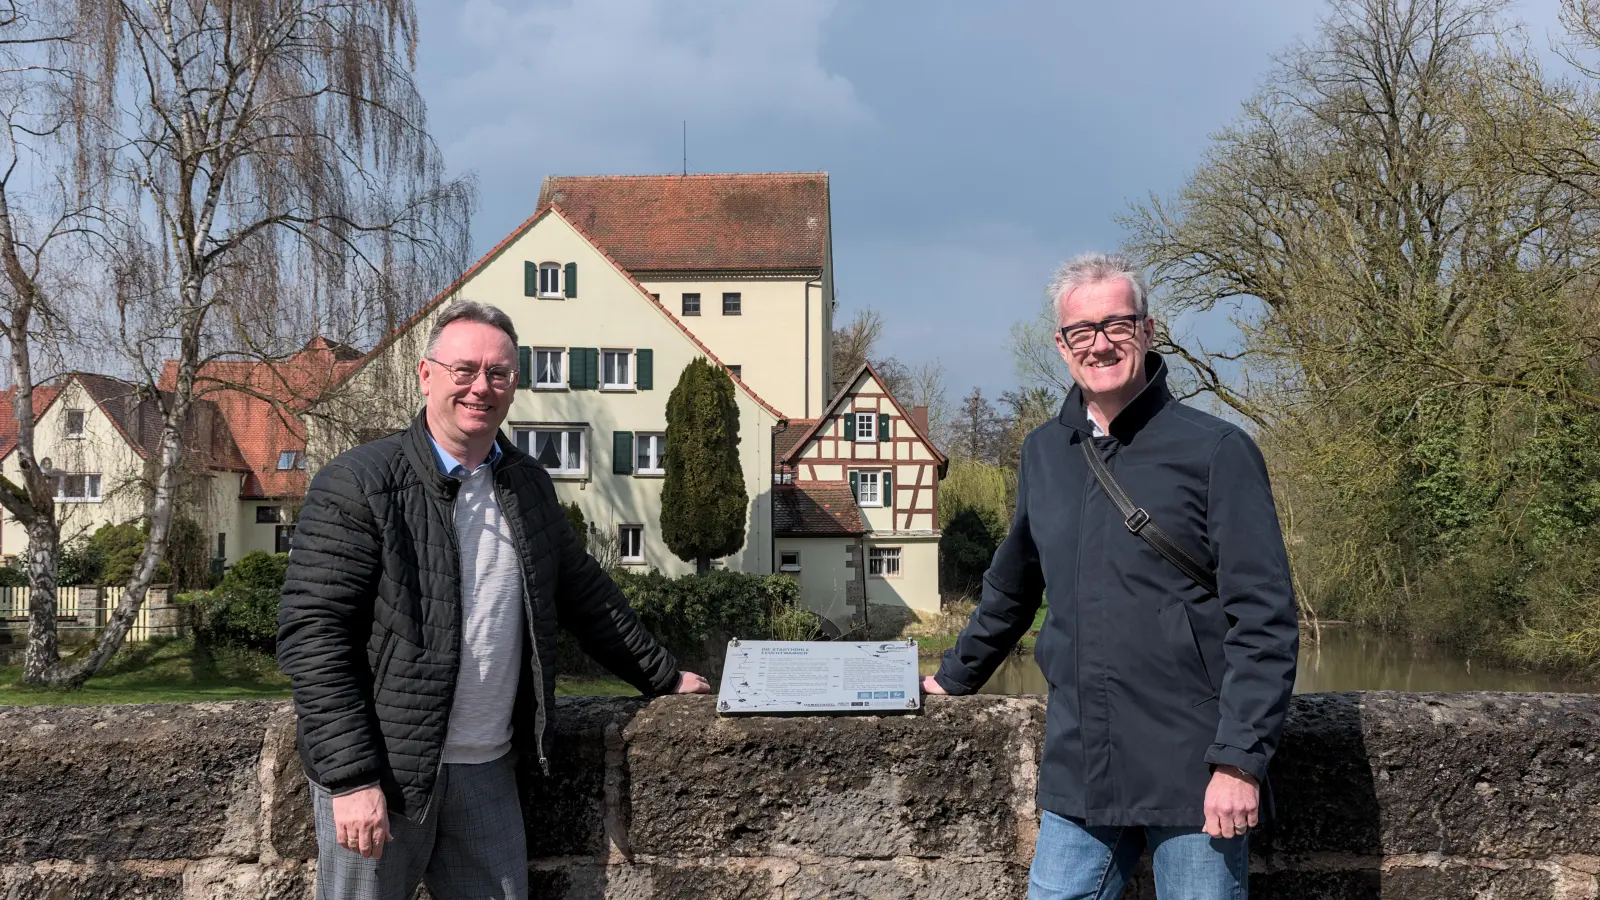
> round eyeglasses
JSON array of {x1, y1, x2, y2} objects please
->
[{"x1": 426, "y1": 357, "x2": 516, "y2": 389}]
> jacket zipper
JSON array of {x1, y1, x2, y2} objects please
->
[{"x1": 414, "y1": 497, "x2": 464, "y2": 824}]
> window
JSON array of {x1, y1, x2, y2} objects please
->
[
  {"x1": 516, "y1": 427, "x2": 586, "y2": 476},
  {"x1": 277, "y1": 450, "x2": 304, "y2": 470},
  {"x1": 601, "y1": 350, "x2": 632, "y2": 389},
  {"x1": 722, "y1": 292, "x2": 741, "y2": 315},
  {"x1": 635, "y1": 432, "x2": 666, "y2": 475},
  {"x1": 534, "y1": 349, "x2": 564, "y2": 389},
  {"x1": 619, "y1": 525, "x2": 644, "y2": 564},
  {"x1": 779, "y1": 551, "x2": 801, "y2": 572},
  {"x1": 275, "y1": 524, "x2": 295, "y2": 554},
  {"x1": 868, "y1": 547, "x2": 902, "y2": 577},
  {"x1": 727, "y1": 365, "x2": 742, "y2": 380},
  {"x1": 854, "y1": 412, "x2": 877, "y2": 443},
  {"x1": 537, "y1": 262, "x2": 562, "y2": 297},
  {"x1": 256, "y1": 506, "x2": 281, "y2": 524},
  {"x1": 682, "y1": 293, "x2": 701, "y2": 316},
  {"x1": 54, "y1": 473, "x2": 102, "y2": 502},
  {"x1": 65, "y1": 409, "x2": 85, "y2": 438},
  {"x1": 856, "y1": 470, "x2": 882, "y2": 507}
]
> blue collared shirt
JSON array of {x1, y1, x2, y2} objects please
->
[{"x1": 428, "y1": 433, "x2": 502, "y2": 479}]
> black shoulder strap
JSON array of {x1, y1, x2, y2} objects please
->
[{"x1": 1079, "y1": 438, "x2": 1218, "y2": 595}]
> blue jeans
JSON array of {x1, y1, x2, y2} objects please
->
[{"x1": 1028, "y1": 810, "x2": 1248, "y2": 900}]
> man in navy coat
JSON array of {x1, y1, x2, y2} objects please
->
[{"x1": 924, "y1": 253, "x2": 1298, "y2": 899}]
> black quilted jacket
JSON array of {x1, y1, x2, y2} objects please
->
[{"x1": 277, "y1": 411, "x2": 681, "y2": 818}]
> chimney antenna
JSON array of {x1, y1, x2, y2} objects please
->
[{"x1": 682, "y1": 121, "x2": 687, "y2": 176}]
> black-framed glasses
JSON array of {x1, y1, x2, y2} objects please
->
[
  {"x1": 1059, "y1": 314, "x2": 1145, "y2": 350},
  {"x1": 426, "y1": 357, "x2": 516, "y2": 389}
]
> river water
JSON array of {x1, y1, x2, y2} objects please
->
[{"x1": 919, "y1": 624, "x2": 1600, "y2": 694}]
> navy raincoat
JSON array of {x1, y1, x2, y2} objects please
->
[{"x1": 934, "y1": 353, "x2": 1298, "y2": 827}]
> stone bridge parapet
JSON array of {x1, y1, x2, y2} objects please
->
[{"x1": 2, "y1": 693, "x2": 1599, "y2": 898}]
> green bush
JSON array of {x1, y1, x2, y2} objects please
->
[
  {"x1": 58, "y1": 522, "x2": 178, "y2": 586},
  {"x1": 0, "y1": 560, "x2": 27, "y2": 588},
  {"x1": 940, "y1": 505, "x2": 1005, "y2": 598},
  {"x1": 196, "y1": 551, "x2": 288, "y2": 652},
  {"x1": 556, "y1": 569, "x2": 805, "y2": 674}
]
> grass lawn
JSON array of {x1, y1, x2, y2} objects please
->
[{"x1": 0, "y1": 636, "x2": 643, "y2": 706}]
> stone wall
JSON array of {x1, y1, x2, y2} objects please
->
[{"x1": 2, "y1": 693, "x2": 1599, "y2": 899}]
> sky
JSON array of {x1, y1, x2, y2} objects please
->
[{"x1": 410, "y1": 0, "x2": 1570, "y2": 404}]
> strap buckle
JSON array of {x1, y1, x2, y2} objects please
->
[{"x1": 1125, "y1": 508, "x2": 1150, "y2": 533}]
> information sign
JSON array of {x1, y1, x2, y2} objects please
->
[{"x1": 715, "y1": 639, "x2": 921, "y2": 715}]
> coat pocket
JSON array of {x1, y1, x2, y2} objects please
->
[{"x1": 1158, "y1": 602, "x2": 1218, "y2": 706}]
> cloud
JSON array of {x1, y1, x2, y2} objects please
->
[{"x1": 431, "y1": 0, "x2": 870, "y2": 180}]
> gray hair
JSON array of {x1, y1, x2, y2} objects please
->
[
  {"x1": 1047, "y1": 252, "x2": 1150, "y2": 317},
  {"x1": 423, "y1": 300, "x2": 519, "y2": 357}
]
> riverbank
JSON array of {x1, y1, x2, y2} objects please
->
[{"x1": 904, "y1": 601, "x2": 1046, "y2": 660}]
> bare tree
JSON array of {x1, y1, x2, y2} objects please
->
[
  {"x1": 831, "y1": 307, "x2": 883, "y2": 394},
  {"x1": 15, "y1": 0, "x2": 472, "y2": 686}
]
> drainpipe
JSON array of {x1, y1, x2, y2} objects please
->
[{"x1": 769, "y1": 419, "x2": 789, "y2": 574}]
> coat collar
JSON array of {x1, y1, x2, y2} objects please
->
[
  {"x1": 402, "y1": 409, "x2": 519, "y2": 502},
  {"x1": 1057, "y1": 351, "x2": 1172, "y2": 443}
]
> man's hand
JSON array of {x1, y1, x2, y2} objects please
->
[
  {"x1": 1203, "y1": 765, "x2": 1259, "y2": 840},
  {"x1": 920, "y1": 675, "x2": 947, "y2": 695},
  {"x1": 675, "y1": 671, "x2": 711, "y2": 693},
  {"x1": 331, "y1": 785, "x2": 391, "y2": 858}
]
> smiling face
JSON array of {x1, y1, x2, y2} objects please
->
[
  {"x1": 1054, "y1": 277, "x2": 1154, "y2": 404},
  {"x1": 417, "y1": 319, "x2": 518, "y2": 451}
]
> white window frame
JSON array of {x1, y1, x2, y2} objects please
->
[
  {"x1": 619, "y1": 524, "x2": 645, "y2": 564},
  {"x1": 516, "y1": 426, "x2": 587, "y2": 477},
  {"x1": 601, "y1": 349, "x2": 633, "y2": 390},
  {"x1": 779, "y1": 551, "x2": 801, "y2": 572},
  {"x1": 277, "y1": 450, "x2": 301, "y2": 471},
  {"x1": 854, "y1": 412, "x2": 877, "y2": 443},
  {"x1": 533, "y1": 348, "x2": 565, "y2": 389},
  {"x1": 856, "y1": 470, "x2": 882, "y2": 507},
  {"x1": 868, "y1": 546, "x2": 902, "y2": 578},
  {"x1": 64, "y1": 409, "x2": 86, "y2": 439},
  {"x1": 55, "y1": 473, "x2": 102, "y2": 503},
  {"x1": 635, "y1": 432, "x2": 666, "y2": 475},
  {"x1": 537, "y1": 262, "x2": 562, "y2": 298}
]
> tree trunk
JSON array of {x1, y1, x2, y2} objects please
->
[{"x1": 20, "y1": 518, "x2": 62, "y2": 683}]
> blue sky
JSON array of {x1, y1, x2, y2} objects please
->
[{"x1": 411, "y1": 0, "x2": 1567, "y2": 403}]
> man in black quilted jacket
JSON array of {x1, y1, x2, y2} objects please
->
[{"x1": 278, "y1": 300, "x2": 708, "y2": 900}]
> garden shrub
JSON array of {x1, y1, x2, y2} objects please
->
[{"x1": 196, "y1": 551, "x2": 288, "y2": 652}]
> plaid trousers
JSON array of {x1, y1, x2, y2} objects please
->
[{"x1": 312, "y1": 752, "x2": 528, "y2": 900}]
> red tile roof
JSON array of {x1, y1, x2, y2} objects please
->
[
  {"x1": 773, "y1": 481, "x2": 864, "y2": 536},
  {"x1": 159, "y1": 340, "x2": 360, "y2": 499},
  {"x1": 0, "y1": 384, "x2": 63, "y2": 458},
  {"x1": 536, "y1": 173, "x2": 829, "y2": 272},
  {"x1": 780, "y1": 362, "x2": 949, "y2": 474},
  {"x1": 772, "y1": 419, "x2": 817, "y2": 461}
]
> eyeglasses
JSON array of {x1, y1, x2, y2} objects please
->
[
  {"x1": 1059, "y1": 315, "x2": 1145, "y2": 350},
  {"x1": 426, "y1": 357, "x2": 516, "y2": 389}
]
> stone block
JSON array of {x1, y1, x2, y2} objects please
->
[
  {"x1": 0, "y1": 862, "x2": 185, "y2": 899},
  {"x1": 181, "y1": 859, "x2": 314, "y2": 900},
  {"x1": 782, "y1": 859, "x2": 1030, "y2": 900},
  {"x1": 1252, "y1": 861, "x2": 1558, "y2": 899},
  {"x1": 528, "y1": 861, "x2": 778, "y2": 900},
  {"x1": 262, "y1": 708, "x2": 317, "y2": 862},
  {"x1": 0, "y1": 702, "x2": 275, "y2": 861},
  {"x1": 523, "y1": 697, "x2": 646, "y2": 859},
  {"x1": 624, "y1": 695, "x2": 1042, "y2": 860},
  {"x1": 1266, "y1": 693, "x2": 1600, "y2": 858}
]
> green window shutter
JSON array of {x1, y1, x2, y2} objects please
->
[
  {"x1": 636, "y1": 349, "x2": 653, "y2": 390},
  {"x1": 517, "y1": 346, "x2": 532, "y2": 388},
  {"x1": 564, "y1": 262, "x2": 578, "y2": 298},
  {"x1": 613, "y1": 431, "x2": 634, "y2": 474},
  {"x1": 524, "y1": 261, "x2": 537, "y2": 297},
  {"x1": 849, "y1": 470, "x2": 859, "y2": 500},
  {"x1": 587, "y1": 348, "x2": 600, "y2": 389},
  {"x1": 569, "y1": 348, "x2": 582, "y2": 389},
  {"x1": 844, "y1": 414, "x2": 856, "y2": 441},
  {"x1": 572, "y1": 348, "x2": 598, "y2": 389},
  {"x1": 883, "y1": 471, "x2": 892, "y2": 507},
  {"x1": 879, "y1": 413, "x2": 890, "y2": 440}
]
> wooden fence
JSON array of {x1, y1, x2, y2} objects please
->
[{"x1": 0, "y1": 585, "x2": 167, "y2": 642}]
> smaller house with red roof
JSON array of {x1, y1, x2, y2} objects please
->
[{"x1": 0, "y1": 339, "x2": 361, "y2": 569}]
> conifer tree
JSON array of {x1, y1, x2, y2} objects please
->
[{"x1": 661, "y1": 358, "x2": 747, "y2": 573}]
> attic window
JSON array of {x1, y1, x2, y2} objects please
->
[
  {"x1": 65, "y1": 409, "x2": 85, "y2": 439},
  {"x1": 277, "y1": 451, "x2": 305, "y2": 470},
  {"x1": 537, "y1": 263, "x2": 562, "y2": 298}
]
